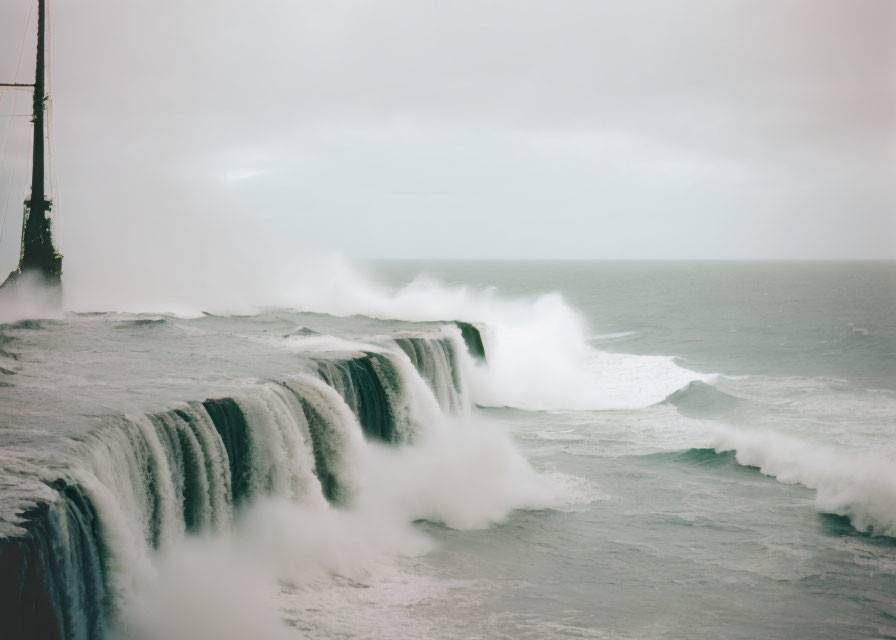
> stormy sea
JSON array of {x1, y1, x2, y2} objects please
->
[{"x1": 0, "y1": 260, "x2": 894, "y2": 640}]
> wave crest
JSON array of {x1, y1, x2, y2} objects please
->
[
  {"x1": 710, "y1": 426, "x2": 896, "y2": 538},
  {"x1": 662, "y1": 380, "x2": 744, "y2": 419}
]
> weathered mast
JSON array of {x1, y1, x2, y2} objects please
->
[{"x1": 1, "y1": 0, "x2": 62, "y2": 290}]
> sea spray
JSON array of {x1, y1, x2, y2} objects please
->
[
  {"x1": 61, "y1": 254, "x2": 709, "y2": 411},
  {"x1": 325, "y1": 268, "x2": 707, "y2": 410},
  {"x1": 123, "y1": 409, "x2": 572, "y2": 640},
  {"x1": 710, "y1": 426, "x2": 896, "y2": 537}
]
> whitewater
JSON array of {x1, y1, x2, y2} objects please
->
[{"x1": 0, "y1": 259, "x2": 894, "y2": 639}]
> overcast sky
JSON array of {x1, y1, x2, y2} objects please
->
[{"x1": 0, "y1": 0, "x2": 893, "y2": 269}]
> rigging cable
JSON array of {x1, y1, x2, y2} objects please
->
[
  {"x1": 46, "y1": 0, "x2": 59, "y2": 246},
  {"x1": 0, "y1": 0, "x2": 36, "y2": 262}
]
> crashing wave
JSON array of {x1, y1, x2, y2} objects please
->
[
  {"x1": 708, "y1": 426, "x2": 896, "y2": 538},
  {"x1": 0, "y1": 324, "x2": 574, "y2": 640}
]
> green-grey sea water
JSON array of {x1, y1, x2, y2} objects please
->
[
  {"x1": 364, "y1": 260, "x2": 896, "y2": 640},
  {"x1": 0, "y1": 261, "x2": 893, "y2": 639}
]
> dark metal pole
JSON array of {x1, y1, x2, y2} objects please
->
[
  {"x1": 30, "y1": 0, "x2": 46, "y2": 212},
  {"x1": 12, "y1": 0, "x2": 62, "y2": 285}
]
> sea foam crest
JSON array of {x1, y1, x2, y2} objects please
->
[
  {"x1": 275, "y1": 260, "x2": 710, "y2": 411},
  {"x1": 711, "y1": 426, "x2": 896, "y2": 537},
  {"x1": 1, "y1": 324, "x2": 578, "y2": 640}
]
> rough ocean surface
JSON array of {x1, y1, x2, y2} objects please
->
[{"x1": 0, "y1": 260, "x2": 894, "y2": 640}]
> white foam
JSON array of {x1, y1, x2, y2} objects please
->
[
  {"x1": 0, "y1": 271, "x2": 66, "y2": 323},
  {"x1": 590, "y1": 330, "x2": 639, "y2": 342},
  {"x1": 358, "y1": 414, "x2": 577, "y2": 529},
  {"x1": 116, "y1": 394, "x2": 582, "y2": 639},
  {"x1": 57, "y1": 252, "x2": 708, "y2": 412},
  {"x1": 278, "y1": 333, "x2": 378, "y2": 354},
  {"x1": 273, "y1": 258, "x2": 708, "y2": 411},
  {"x1": 710, "y1": 425, "x2": 896, "y2": 537}
]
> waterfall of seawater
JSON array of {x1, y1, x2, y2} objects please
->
[{"x1": 0, "y1": 324, "x2": 485, "y2": 640}]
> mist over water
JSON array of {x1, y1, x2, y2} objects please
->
[
  {"x1": 1, "y1": 258, "x2": 894, "y2": 639},
  {"x1": 124, "y1": 411, "x2": 572, "y2": 640},
  {"x1": 1, "y1": 0, "x2": 893, "y2": 634},
  {"x1": 44, "y1": 250, "x2": 708, "y2": 412}
]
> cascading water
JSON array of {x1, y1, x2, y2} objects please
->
[
  {"x1": 0, "y1": 481, "x2": 108, "y2": 640},
  {"x1": 393, "y1": 326, "x2": 471, "y2": 415},
  {"x1": 0, "y1": 323, "x2": 487, "y2": 640}
]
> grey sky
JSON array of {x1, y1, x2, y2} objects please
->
[{"x1": 0, "y1": 0, "x2": 894, "y2": 270}]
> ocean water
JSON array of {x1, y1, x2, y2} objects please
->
[
  {"x1": 366, "y1": 260, "x2": 896, "y2": 640},
  {"x1": 0, "y1": 260, "x2": 893, "y2": 639}
]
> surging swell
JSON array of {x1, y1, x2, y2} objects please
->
[
  {"x1": 672, "y1": 428, "x2": 896, "y2": 539},
  {"x1": 652, "y1": 376, "x2": 896, "y2": 539},
  {"x1": 660, "y1": 380, "x2": 745, "y2": 419},
  {"x1": 0, "y1": 323, "x2": 567, "y2": 640}
]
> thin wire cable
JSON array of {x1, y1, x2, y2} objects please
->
[
  {"x1": 0, "y1": 0, "x2": 35, "y2": 153},
  {"x1": 45, "y1": 0, "x2": 60, "y2": 246},
  {"x1": 0, "y1": 150, "x2": 25, "y2": 248},
  {"x1": 0, "y1": 1, "x2": 34, "y2": 163},
  {"x1": 0, "y1": 2, "x2": 37, "y2": 260}
]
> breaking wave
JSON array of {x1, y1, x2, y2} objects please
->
[
  {"x1": 272, "y1": 259, "x2": 710, "y2": 411},
  {"x1": 0, "y1": 324, "x2": 578, "y2": 640},
  {"x1": 708, "y1": 426, "x2": 896, "y2": 538},
  {"x1": 44, "y1": 255, "x2": 711, "y2": 412}
]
